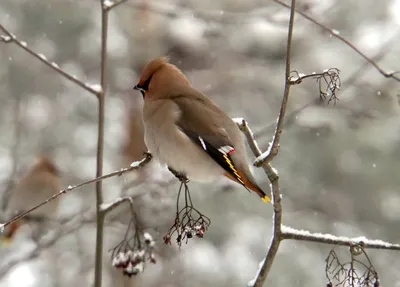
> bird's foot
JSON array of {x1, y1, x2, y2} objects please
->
[
  {"x1": 143, "y1": 151, "x2": 152, "y2": 160},
  {"x1": 168, "y1": 167, "x2": 189, "y2": 183}
]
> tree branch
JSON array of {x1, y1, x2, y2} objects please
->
[
  {"x1": 0, "y1": 25, "x2": 101, "y2": 95},
  {"x1": 238, "y1": 2, "x2": 295, "y2": 285},
  {"x1": 282, "y1": 226, "x2": 400, "y2": 251},
  {"x1": 272, "y1": 0, "x2": 400, "y2": 82},
  {"x1": 93, "y1": 0, "x2": 109, "y2": 285},
  {"x1": 239, "y1": 117, "x2": 400, "y2": 285},
  {"x1": 100, "y1": 196, "x2": 134, "y2": 213},
  {"x1": 100, "y1": 192, "x2": 147, "y2": 215},
  {"x1": 0, "y1": 214, "x2": 90, "y2": 278},
  {"x1": 236, "y1": 119, "x2": 282, "y2": 287},
  {"x1": 0, "y1": 155, "x2": 152, "y2": 231},
  {"x1": 253, "y1": 0, "x2": 297, "y2": 167}
]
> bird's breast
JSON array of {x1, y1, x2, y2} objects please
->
[{"x1": 143, "y1": 103, "x2": 223, "y2": 182}]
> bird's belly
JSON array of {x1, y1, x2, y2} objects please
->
[{"x1": 144, "y1": 125, "x2": 223, "y2": 182}]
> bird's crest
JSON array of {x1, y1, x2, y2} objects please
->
[
  {"x1": 30, "y1": 157, "x2": 60, "y2": 176},
  {"x1": 137, "y1": 57, "x2": 169, "y2": 88}
]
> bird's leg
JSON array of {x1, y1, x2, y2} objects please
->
[
  {"x1": 143, "y1": 151, "x2": 152, "y2": 160},
  {"x1": 167, "y1": 166, "x2": 189, "y2": 183}
]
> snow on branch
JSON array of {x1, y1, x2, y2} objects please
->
[
  {"x1": 0, "y1": 153, "x2": 152, "y2": 234},
  {"x1": 100, "y1": 197, "x2": 133, "y2": 213},
  {"x1": 0, "y1": 24, "x2": 101, "y2": 96},
  {"x1": 282, "y1": 225, "x2": 400, "y2": 251},
  {"x1": 100, "y1": 192, "x2": 147, "y2": 214},
  {"x1": 272, "y1": 0, "x2": 400, "y2": 82},
  {"x1": 103, "y1": 0, "x2": 128, "y2": 11}
]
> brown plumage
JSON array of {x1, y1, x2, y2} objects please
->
[
  {"x1": 3, "y1": 157, "x2": 61, "y2": 242},
  {"x1": 6, "y1": 157, "x2": 61, "y2": 234},
  {"x1": 122, "y1": 105, "x2": 148, "y2": 163},
  {"x1": 134, "y1": 57, "x2": 270, "y2": 203}
]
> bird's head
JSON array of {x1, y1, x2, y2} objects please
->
[{"x1": 134, "y1": 57, "x2": 191, "y2": 99}]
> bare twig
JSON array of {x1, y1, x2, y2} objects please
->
[
  {"x1": 0, "y1": 213, "x2": 95, "y2": 278},
  {"x1": 0, "y1": 155, "x2": 152, "y2": 231},
  {"x1": 239, "y1": 118, "x2": 400, "y2": 285},
  {"x1": 0, "y1": 25, "x2": 100, "y2": 95},
  {"x1": 101, "y1": 196, "x2": 134, "y2": 213},
  {"x1": 237, "y1": 119, "x2": 282, "y2": 287},
  {"x1": 253, "y1": 30, "x2": 398, "y2": 140},
  {"x1": 272, "y1": 0, "x2": 400, "y2": 82},
  {"x1": 289, "y1": 68, "x2": 341, "y2": 104},
  {"x1": 124, "y1": 0, "x2": 399, "y2": 84},
  {"x1": 253, "y1": 0, "x2": 296, "y2": 168},
  {"x1": 340, "y1": 32, "x2": 399, "y2": 93},
  {"x1": 243, "y1": 4, "x2": 299, "y2": 284}
]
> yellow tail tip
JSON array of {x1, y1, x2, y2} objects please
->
[{"x1": 262, "y1": 195, "x2": 271, "y2": 203}]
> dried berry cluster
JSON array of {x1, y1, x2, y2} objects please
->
[
  {"x1": 163, "y1": 181, "x2": 211, "y2": 246},
  {"x1": 164, "y1": 221, "x2": 208, "y2": 246},
  {"x1": 111, "y1": 232, "x2": 156, "y2": 277},
  {"x1": 325, "y1": 245, "x2": 379, "y2": 287}
]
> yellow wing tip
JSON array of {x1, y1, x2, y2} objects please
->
[{"x1": 262, "y1": 195, "x2": 271, "y2": 204}]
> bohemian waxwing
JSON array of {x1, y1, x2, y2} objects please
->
[{"x1": 134, "y1": 57, "x2": 270, "y2": 203}]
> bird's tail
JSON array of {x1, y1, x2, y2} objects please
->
[{"x1": 224, "y1": 172, "x2": 271, "y2": 203}]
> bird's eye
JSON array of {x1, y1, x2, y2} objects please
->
[
  {"x1": 133, "y1": 75, "x2": 152, "y2": 98},
  {"x1": 142, "y1": 75, "x2": 152, "y2": 91}
]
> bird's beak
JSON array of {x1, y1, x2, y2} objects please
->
[{"x1": 133, "y1": 85, "x2": 139, "y2": 90}]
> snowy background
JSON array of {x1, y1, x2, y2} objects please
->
[{"x1": 1, "y1": 0, "x2": 400, "y2": 286}]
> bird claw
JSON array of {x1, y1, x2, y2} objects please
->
[
  {"x1": 143, "y1": 151, "x2": 152, "y2": 160},
  {"x1": 168, "y1": 167, "x2": 189, "y2": 183}
]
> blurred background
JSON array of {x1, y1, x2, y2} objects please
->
[{"x1": 1, "y1": 0, "x2": 400, "y2": 286}]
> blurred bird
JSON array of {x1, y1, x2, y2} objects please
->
[
  {"x1": 133, "y1": 57, "x2": 270, "y2": 203},
  {"x1": 3, "y1": 157, "x2": 61, "y2": 243},
  {"x1": 122, "y1": 104, "x2": 149, "y2": 183},
  {"x1": 122, "y1": 106, "x2": 148, "y2": 163}
]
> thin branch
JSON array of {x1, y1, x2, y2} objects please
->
[
  {"x1": 239, "y1": 0, "x2": 296, "y2": 285},
  {"x1": 0, "y1": 214, "x2": 89, "y2": 278},
  {"x1": 253, "y1": 0, "x2": 296, "y2": 167},
  {"x1": 272, "y1": 0, "x2": 400, "y2": 82},
  {"x1": 234, "y1": 119, "x2": 276, "y2": 181},
  {"x1": 282, "y1": 226, "x2": 400, "y2": 251},
  {"x1": 238, "y1": 118, "x2": 400, "y2": 285},
  {"x1": 93, "y1": 1, "x2": 109, "y2": 285},
  {"x1": 101, "y1": 196, "x2": 134, "y2": 213},
  {"x1": 289, "y1": 68, "x2": 341, "y2": 104},
  {"x1": 237, "y1": 119, "x2": 282, "y2": 287},
  {"x1": 0, "y1": 154, "x2": 152, "y2": 231},
  {"x1": 0, "y1": 25, "x2": 101, "y2": 95},
  {"x1": 249, "y1": 27, "x2": 399, "y2": 140}
]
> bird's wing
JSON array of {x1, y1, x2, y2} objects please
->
[{"x1": 170, "y1": 93, "x2": 246, "y2": 186}]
